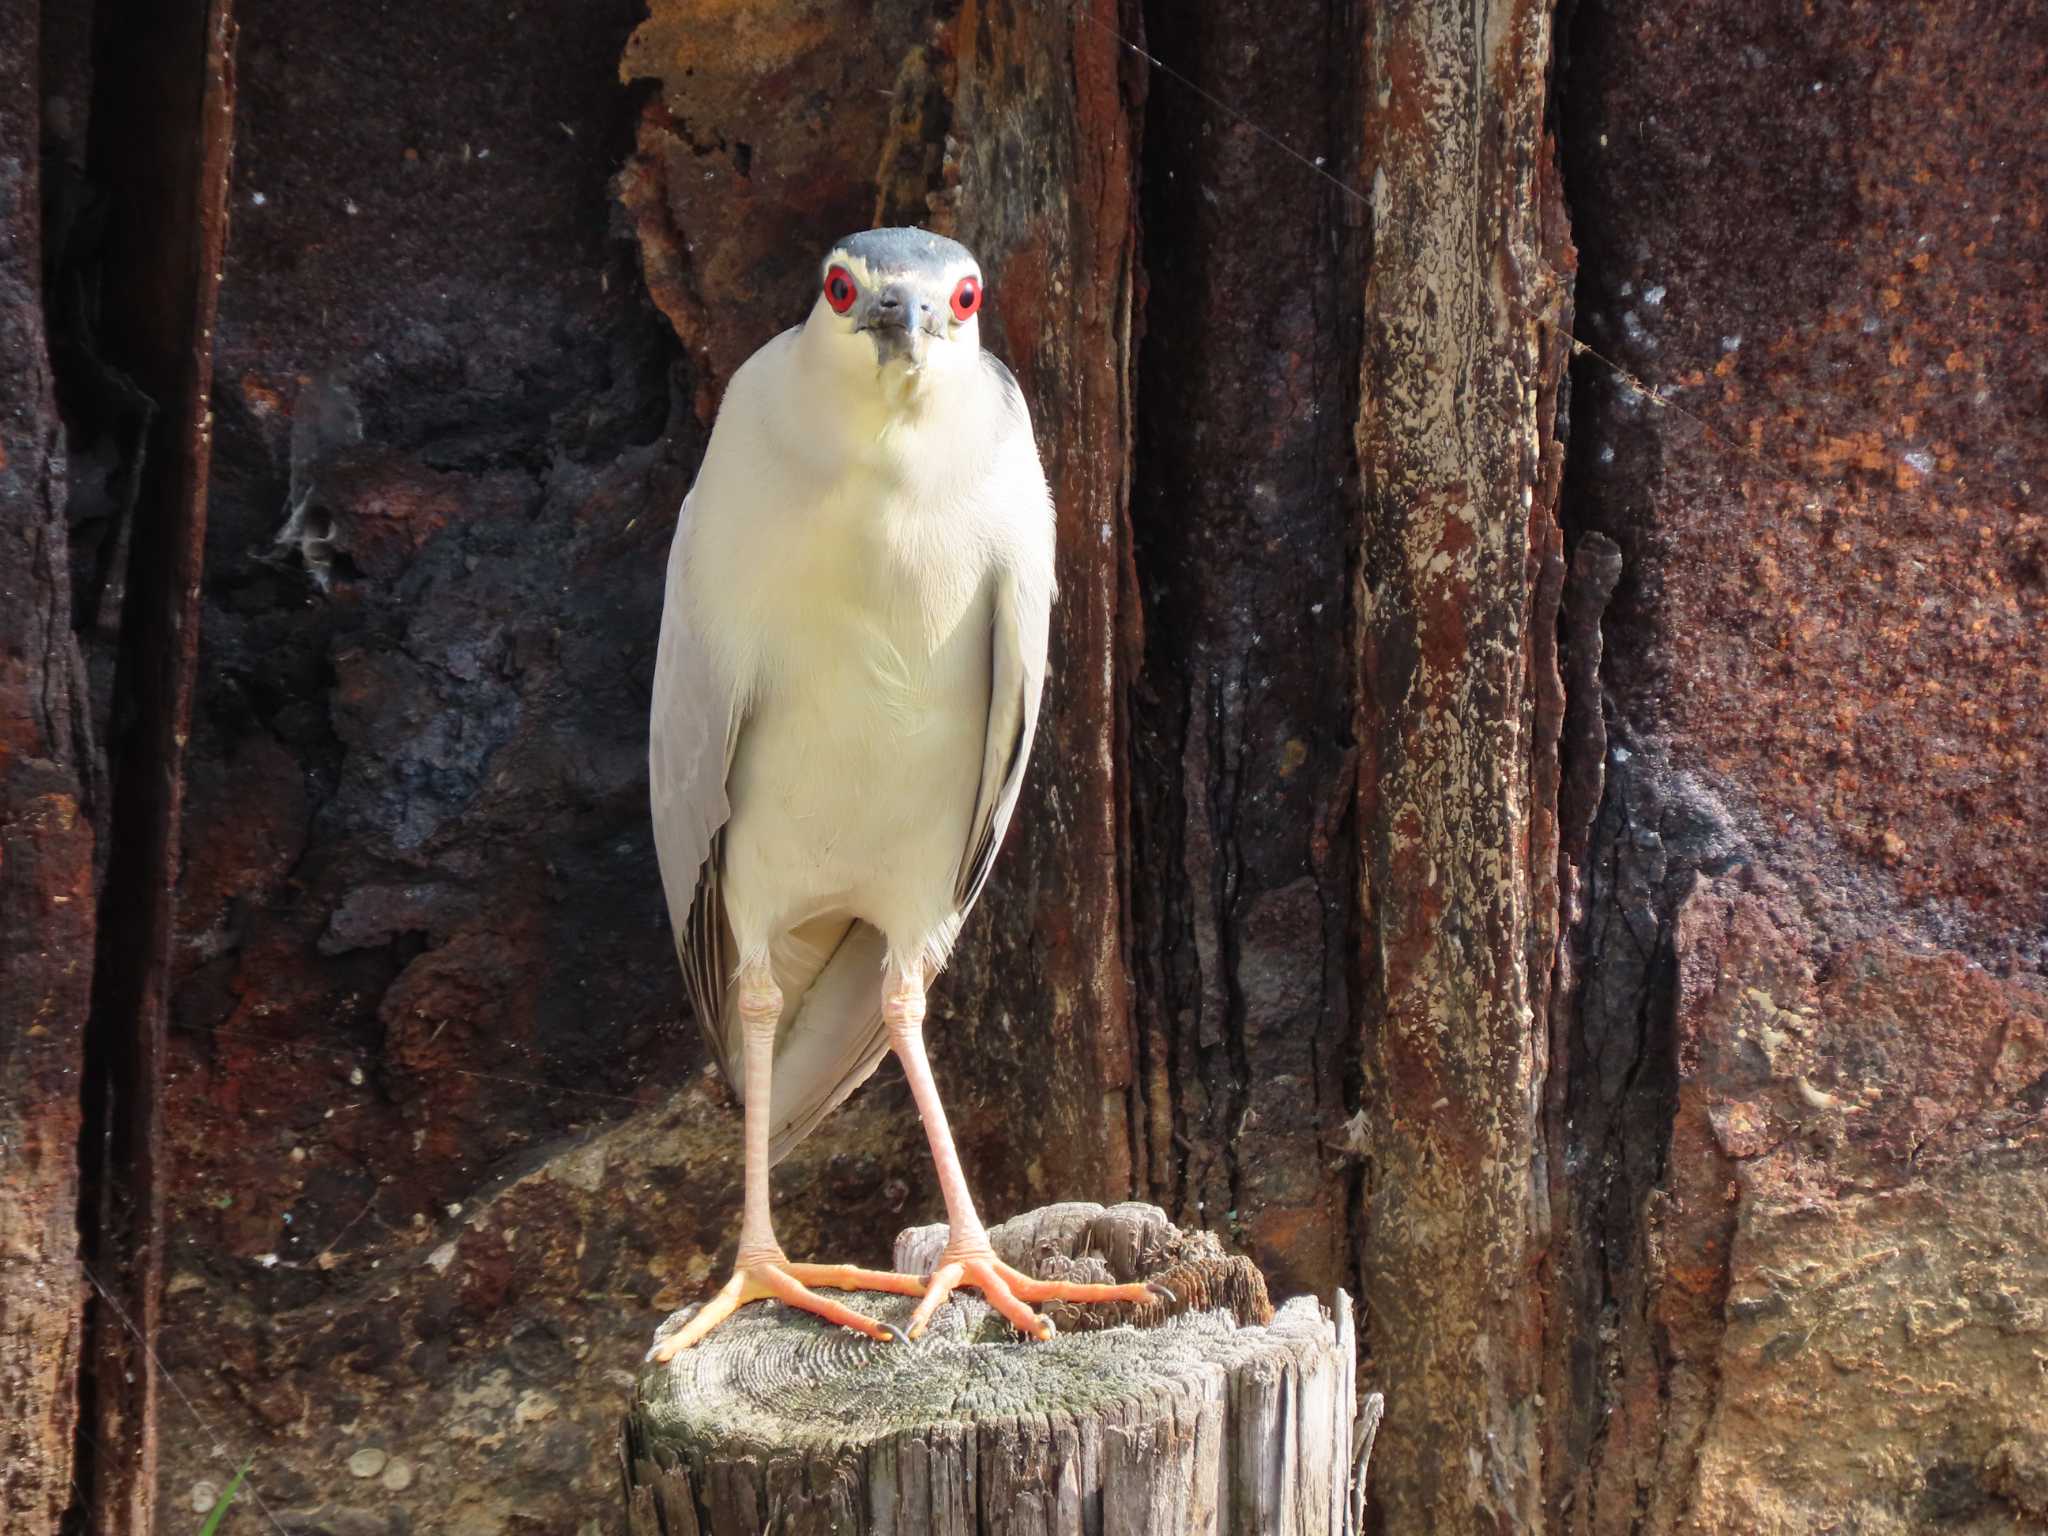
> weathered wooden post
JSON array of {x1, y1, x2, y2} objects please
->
[{"x1": 621, "y1": 1203, "x2": 1379, "y2": 1534}]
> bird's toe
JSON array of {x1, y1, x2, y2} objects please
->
[{"x1": 647, "y1": 1258, "x2": 900, "y2": 1357}]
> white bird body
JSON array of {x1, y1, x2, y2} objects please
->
[
  {"x1": 645, "y1": 228, "x2": 1141, "y2": 1360},
  {"x1": 650, "y1": 232, "x2": 1054, "y2": 1165}
]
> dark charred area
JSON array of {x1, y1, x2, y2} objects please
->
[
  {"x1": 32, "y1": 0, "x2": 238, "y2": 1526},
  {"x1": 1546, "y1": 726, "x2": 1744, "y2": 1528},
  {"x1": 1126, "y1": 0, "x2": 1365, "y2": 1307},
  {"x1": 1, "y1": 4, "x2": 97, "y2": 1527}
]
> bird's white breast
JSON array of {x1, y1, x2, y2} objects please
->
[{"x1": 680, "y1": 332, "x2": 1019, "y2": 947}]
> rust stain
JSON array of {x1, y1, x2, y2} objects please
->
[{"x1": 1571, "y1": 0, "x2": 2048, "y2": 969}]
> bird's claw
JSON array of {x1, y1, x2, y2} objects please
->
[
  {"x1": 901, "y1": 1248, "x2": 1166, "y2": 1342},
  {"x1": 645, "y1": 1327, "x2": 683, "y2": 1364},
  {"x1": 646, "y1": 1258, "x2": 902, "y2": 1360},
  {"x1": 1146, "y1": 1280, "x2": 1179, "y2": 1305}
]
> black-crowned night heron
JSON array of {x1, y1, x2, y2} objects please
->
[{"x1": 647, "y1": 228, "x2": 1156, "y2": 1358}]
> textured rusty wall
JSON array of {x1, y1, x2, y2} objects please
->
[
  {"x1": 1557, "y1": 0, "x2": 2048, "y2": 1530},
  {"x1": 8, "y1": 1, "x2": 2040, "y2": 1532},
  {"x1": 1565, "y1": 0, "x2": 2046, "y2": 961}
]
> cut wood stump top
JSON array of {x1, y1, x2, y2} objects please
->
[{"x1": 623, "y1": 1203, "x2": 1373, "y2": 1536}]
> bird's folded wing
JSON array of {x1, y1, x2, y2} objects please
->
[
  {"x1": 648, "y1": 497, "x2": 740, "y2": 1079},
  {"x1": 954, "y1": 572, "x2": 1045, "y2": 915}
]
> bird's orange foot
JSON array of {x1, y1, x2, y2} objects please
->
[
  {"x1": 647, "y1": 1256, "x2": 919, "y2": 1363},
  {"x1": 906, "y1": 1244, "x2": 1171, "y2": 1342}
]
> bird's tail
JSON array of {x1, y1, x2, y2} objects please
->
[{"x1": 744, "y1": 916, "x2": 892, "y2": 1166}]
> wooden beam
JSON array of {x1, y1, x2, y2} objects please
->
[
  {"x1": 0, "y1": 8, "x2": 98, "y2": 1525},
  {"x1": 1351, "y1": 0, "x2": 1572, "y2": 1528}
]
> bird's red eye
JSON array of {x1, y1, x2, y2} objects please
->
[
  {"x1": 824, "y1": 265, "x2": 857, "y2": 314},
  {"x1": 950, "y1": 275, "x2": 982, "y2": 322}
]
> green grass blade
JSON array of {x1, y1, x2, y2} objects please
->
[{"x1": 195, "y1": 1457, "x2": 253, "y2": 1536}]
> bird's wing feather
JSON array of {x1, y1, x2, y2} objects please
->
[
  {"x1": 954, "y1": 572, "x2": 1043, "y2": 914},
  {"x1": 953, "y1": 355, "x2": 1054, "y2": 920},
  {"x1": 648, "y1": 493, "x2": 740, "y2": 1077}
]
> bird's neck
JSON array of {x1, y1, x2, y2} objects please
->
[{"x1": 791, "y1": 332, "x2": 988, "y2": 479}]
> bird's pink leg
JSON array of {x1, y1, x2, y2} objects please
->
[
  {"x1": 885, "y1": 962, "x2": 1160, "y2": 1341},
  {"x1": 649, "y1": 962, "x2": 903, "y2": 1361}
]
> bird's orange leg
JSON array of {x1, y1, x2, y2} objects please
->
[
  {"x1": 649, "y1": 963, "x2": 905, "y2": 1362},
  {"x1": 883, "y1": 963, "x2": 1162, "y2": 1341}
]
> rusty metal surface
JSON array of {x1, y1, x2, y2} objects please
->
[
  {"x1": 1563, "y1": 0, "x2": 2048, "y2": 972},
  {"x1": 1557, "y1": 2, "x2": 2048, "y2": 1530}
]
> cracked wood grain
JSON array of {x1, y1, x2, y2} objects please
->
[
  {"x1": 0, "y1": 5, "x2": 97, "y2": 1522},
  {"x1": 626, "y1": 1205, "x2": 1366, "y2": 1535}
]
